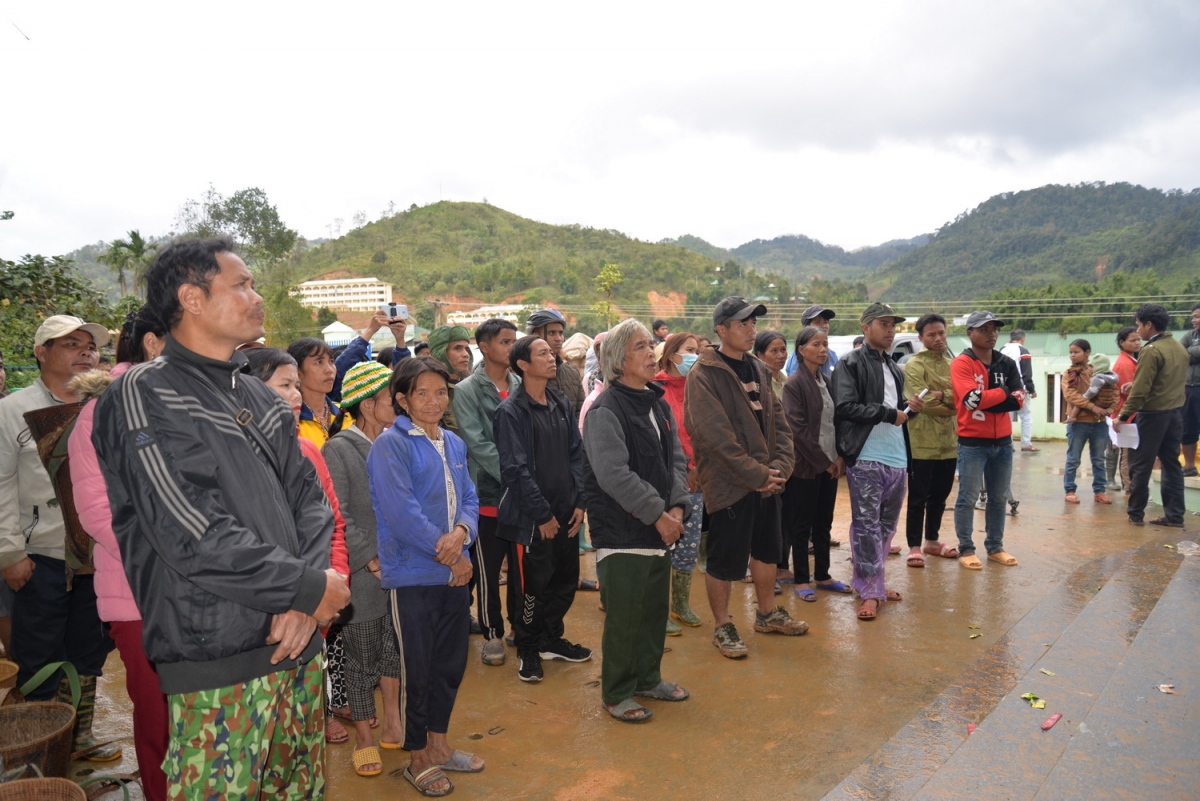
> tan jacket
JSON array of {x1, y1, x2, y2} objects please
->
[
  {"x1": 1062, "y1": 365, "x2": 1119, "y2": 423},
  {"x1": 684, "y1": 347, "x2": 794, "y2": 513},
  {"x1": 904, "y1": 349, "x2": 957, "y2": 460}
]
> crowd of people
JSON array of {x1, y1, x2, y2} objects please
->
[{"x1": 0, "y1": 234, "x2": 1196, "y2": 799}]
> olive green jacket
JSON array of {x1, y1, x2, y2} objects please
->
[
  {"x1": 1119, "y1": 331, "x2": 1188, "y2": 420},
  {"x1": 903, "y1": 349, "x2": 957, "y2": 460}
]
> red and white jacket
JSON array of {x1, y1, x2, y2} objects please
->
[{"x1": 951, "y1": 348, "x2": 1026, "y2": 446}]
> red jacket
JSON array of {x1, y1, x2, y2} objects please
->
[
  {"x1": 298, "y1": 436, "x2": 350, "y2": 578},
  {"x1": 951, "y1": 348, "x2": 1026, "y2": 446},
  {"x1": 1112, "y1": 351, "x2": 1138, "y2": 421},
  {"x1": 654, "y1": 370, "x2": 695, "y2": 470}
]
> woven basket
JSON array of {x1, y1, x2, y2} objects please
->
[
  {"x1": 0, "y1": 660, "x2": 17, "y2": 707},
  {"x1": 0, "y1": 778, "x2": 86, "y2": 801},
  {"x1": 0, "y1": 702, "x2": 76, "y2": 779}
]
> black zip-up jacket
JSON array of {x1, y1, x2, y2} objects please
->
[
  {"x1": 92, "y1": 337, "x2": 333, "y2": 694},
  {"x1": 832, "y1": 344, "x2": 913, "y2": 464},
  {"x1": 493, "y1": 383, "x2": 584, "y2": 545}
]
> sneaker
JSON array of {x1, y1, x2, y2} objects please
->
[
  {"x1": 754, "y1": 606, "x2": 809, "y2": 636},
  {"x1": 712, "y1": 622, "x2": 748, "y2": 659},
  {"x1": 539, "y1": 637, "x2": 593, "y2": 662},
  {"x1": 517, "y1": 651, "x2": 543, "y2": 682},
  {"x1": 975, "y1": 492, "x2": 987, "y2": 511},
  {"x1": 1008, "y1": 500, "x2": 1019, "y2": 517},
  {"x1": 469, "y1": 616, "x2": 482, "y2": 635},
  {"x1": 481, "y1": 638, "x2": 506, "y2": 666}
]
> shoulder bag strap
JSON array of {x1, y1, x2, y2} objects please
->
[{"x1": 162, "y1": 356, "x2": 286, "y2": 483}]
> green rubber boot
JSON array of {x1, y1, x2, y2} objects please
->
[
  {"x1": 670, "y1": 569, "x2": 702, "y2": 627},
  {"x1": 697, "y1": 531, "x2": 708, "y2": 575},
  {"x1": 666, "y1": 616, "x2": 681, "y2": 636},
  {"x1": 60, "y1": 674, "x2": 123, "y2": 762}
]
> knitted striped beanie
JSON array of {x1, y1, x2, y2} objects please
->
[{"x1": 340, "y1": 361, "x2": 392, "y2": 407}]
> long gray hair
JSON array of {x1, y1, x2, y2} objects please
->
[{"x1": 599, "y1": 318, "x2": 651, "y2": 384}]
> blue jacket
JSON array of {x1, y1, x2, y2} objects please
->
[{"x1": 368, "y1": 416, "x2": 478, "y2": 588}]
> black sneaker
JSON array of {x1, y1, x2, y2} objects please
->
[
  {"x1": 539, "y1": 637, "x2": 593, "y2": 662},
  {"x1": 518, "y1": 651, "x2": 543, "y2": 682}
]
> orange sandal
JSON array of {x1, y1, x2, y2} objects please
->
[
  {"x1": 987, "y1": 551, "x2": 1018, "y2": 566},
  {"x1": 353, "y1": 746, "x2": 383, "y2": 777},
  {"x1": 959, "y1": 554, "x2": 983, "y2": 570}
]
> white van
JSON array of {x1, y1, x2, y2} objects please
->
[{"x1": 827, "y1": 333, "x2": 923, "y2": 364}]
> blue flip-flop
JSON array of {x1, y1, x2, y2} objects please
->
[
  {"x1": 815, "y1": 580, "x2": 852, "y2": 594},
  {"x1": 795, "y1": 587, "x2": 817, "y2": 602}
]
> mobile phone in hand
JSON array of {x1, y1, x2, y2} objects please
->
[{"x1": 380, "y1": 302, "x2": 408, "y2": 321}]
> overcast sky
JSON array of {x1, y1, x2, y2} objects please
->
[{"x1": 3, "y1": 0, "x2": 1199, "y2": 260}]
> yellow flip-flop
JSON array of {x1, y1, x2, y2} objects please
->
[
  {"x1": 987, "y1": 551, "x2": 1018, "y2": 566},
  {"x1": 352, "y1": 746, "x2": 383, "y2": 777},
  {"x1": 959, "y1": 554, "x2": 983, "y2": 570}
]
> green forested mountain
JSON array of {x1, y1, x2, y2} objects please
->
[
  {"x1": 293, "y1": 202, "x2": 791, "y2": 331},
  {"x1": 667, "y1": 233, "x2": 929, "y2": 283},
  {"x1": 873, "y1": 183, "x2": 1200, "y2": 301}
]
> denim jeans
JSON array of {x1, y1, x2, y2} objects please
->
[
  {"x1": 954, "y1": 444, "x2": 1012, "y2": 556},
  {"x1": 1012, "y1": 401, "x2": 1034, "y2": 448},
  {"x1": 1064, "y1": 421, "x2": 1108, "y2": 495}
]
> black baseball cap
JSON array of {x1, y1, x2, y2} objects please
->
[
  {"x1": 965, "y1": 310, "x2": 1006, "y2": 329},
  {"x1": 801, "y1": 304, "x2": 836, "y2": 325},
  {"x1": 713, "y1": 296, "x2": 768, "y2": 328}
]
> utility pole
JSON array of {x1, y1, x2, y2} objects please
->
[{"x1": 428, "y1": 299, "x2": 451, "y2": 328}]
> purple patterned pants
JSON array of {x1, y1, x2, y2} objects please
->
[{"x1": 845, "y1": 461, "x2": 907, "y2": 601}]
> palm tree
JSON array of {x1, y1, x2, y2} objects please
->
[
  {"x1": 98, "y1": 240, "x2": 131, "y2": 297},
  {"x1": 98, "y1": 230, "x2": 156, "y2": 298}
]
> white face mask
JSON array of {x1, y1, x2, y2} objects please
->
[{"x1": 676, "y1": 353, "x2": 698, "y2": 375}]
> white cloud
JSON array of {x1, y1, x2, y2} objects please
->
[{"x1": 2, "y1": 0, "x2": 1198, "y2": 259}]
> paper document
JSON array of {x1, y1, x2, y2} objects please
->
[{"x1": 1108, "y1": 418, "x2": 1139, "y2": 449}]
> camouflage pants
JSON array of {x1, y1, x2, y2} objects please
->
[{"x1": 164, "y1": 656, "x2": 325, "y2": 800}]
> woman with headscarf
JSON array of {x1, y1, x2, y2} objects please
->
[
  {"x1": 369, "y1": 356, "x2": 483, "y2": 795},
  {"x1": 426, "y1": 325, "x2": 473, "y2": 435},
  {"x1": 322, "y1": 361, "x2": 405, "y2": 777}
]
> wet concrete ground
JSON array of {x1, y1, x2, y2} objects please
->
[{"x1": 87, "y1": 441, "x2": 1194, "y2": 799}]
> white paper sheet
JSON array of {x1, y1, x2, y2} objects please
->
[{"x1": 1108, "y1": 418, "x2": 1139, "y2": 449}]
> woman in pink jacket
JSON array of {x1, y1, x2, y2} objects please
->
[{"x1": 68, "y1": 310, "x2": 169, "y2": 801}]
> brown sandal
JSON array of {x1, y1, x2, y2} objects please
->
[
  {"x1": 922, "y1": 542, "x2": 958, "y2": 558},
  {"x1": 857, "y1": 599, "x2": 879, "y2": 620}
]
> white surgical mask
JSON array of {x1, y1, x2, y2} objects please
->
[{"x1": 677, "y1": 353, "x2": 698, "y2": 375}]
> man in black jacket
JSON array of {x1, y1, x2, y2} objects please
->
[
  {"x1": 526, "y1": 308, "x2": 585, "y2": 426},
  {"x1": 92, "y1": 238, "x2": 350, "y2": 799},
  {"x1": 583, "y1": 319, "x2": 690, "y2": 722},
  {"x1": 494, "y1": 335, "x2": 588, "y2": 683},
  {"x1": 833, "y1": 303, "x2": 925, "y2": 620}
]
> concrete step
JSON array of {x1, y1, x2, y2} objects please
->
[
  {"x1": 822, "y1": 547, "x2": 1134, "y2": 801},
  {"x1": 821, "y1": 536, "x2": 1185, "y2": 801},
  {"x1": 1033, "y1": 554, "x2": 1200, "y2": 800},
  {"x1": 910, "y1": 540, "x2": 1184, "y2": 800}
]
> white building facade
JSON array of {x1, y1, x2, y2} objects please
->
[
  {"x1": 446, "y1": 304, "x2": 524, "y2": 328},
  {"x1": 296, "y1": 277, "x2": 393, "y2": 312}
]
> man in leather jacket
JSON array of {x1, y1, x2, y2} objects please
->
[{"x1": 832, "y1": 303, "x2": 925, "y2": 620}]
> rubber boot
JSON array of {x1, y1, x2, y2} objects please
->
[
  {"x1": 697, "y1": 531, "x2": 708, "y2": 575},
  {"x1": 60, "y1": 674, "x2": 123, "y2": 762},
  {"x1": 666, "y1": 616, "x2": 681, "y2": 636},
  {"x1": 578, "y1": 519, "x2": 595, "y2": 553},
  {"x1": 670, "y1": 569, "x2": 702, "y2": 627}
]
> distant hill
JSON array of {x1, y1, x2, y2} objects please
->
[
  {"x1": 666, "y1": 233, "x2": 929, "y2": 283},
  {"x1": 873, "y1": 182, "x2": 1200, "y2": 301},
  {"x1": 292, "y1": 202, "x2": 788, "y2": 330},
  {"x1": 62, "y1": 241, "x2": 122, "y2": 302}
]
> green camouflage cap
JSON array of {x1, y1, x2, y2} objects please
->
[{"x1": 860, "y1": 302, "x2": 906, "y2": 325}]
